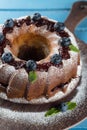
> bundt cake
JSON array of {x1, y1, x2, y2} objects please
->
[{"x1": 0, "y1": 13, "x2": 81, "y2": 104}]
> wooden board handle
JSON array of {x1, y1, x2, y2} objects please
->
[{"x1": 65, "y1": 1, "x2": 87, "y2": 33}]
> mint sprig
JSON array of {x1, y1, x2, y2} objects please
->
[
  {"x1": 28, "y1": 71, "x2": 37, "y2": 83},
  {"x1": 45, "y1": 107, "x2": 60, "y2": 117},
  {"x1": 67, "y1": 102, "x2": 76, "y2": 110},
  {"x1": 45, "y1": 102, "x2": 77, "y2": 117},
  {"x1": 69, "y1": 44, "x2": 80, "y2": 52}
]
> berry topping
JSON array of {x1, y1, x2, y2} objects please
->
[
  {"x1": 25, "y1": 16, "x2": 31, "y2": 25},
  {"x1": 50, "y1": 54, "x2": 62, "y2": 65},
  {"x1": 60, "y1": 37, "x2": 71, "y2": 47},
  {"x1": 1, "y1": 52, "x2": 13, "y2": 63},
  {"x1": 0, "y1": 33, "x2": 5, "y2": 45},
  {"x1": 54, "y1": 22, "x2": 65, "y2": 32},
  {"x1": 59, "y1": 103, "x2": 68, "y2": 112},
  {"x1": 26, "y1": 60, "x2": 37, "y2": 71},
  {"x1": 32, "y1": 13, "x2": 41, "y2": 21},
  {"x1": 4, "y1": 19, "x2": 14, "y2": 28}
]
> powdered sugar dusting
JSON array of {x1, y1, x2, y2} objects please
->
[
  {"x1": 0, "y1": 63, "x2": 81, "y2": 104},
  {"x1": 0, "y1": 16, "x2": 81, "y2": 104},
  {"x1": 0, "y1": 16, "x2": 87, "y2": 130}
]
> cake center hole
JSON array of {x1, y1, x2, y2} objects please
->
[{"x1": 13, "y1": 34, "x2": 50, "y2": 61}]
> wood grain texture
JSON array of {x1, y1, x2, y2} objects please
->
[
  {"x1": 65, "y1": 1, "x2": 87, "y2": 43},
  {"x1": 65, "y1": 1, "x2": 87, "y2": 33},
  {"x1": 0, "y1": 1, "x2": 87, "y2": 129},
  {"x1": 0, "y1": 36, "x2": 87, "y2": 130}
]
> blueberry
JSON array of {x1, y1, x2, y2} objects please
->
[
  {"x1": 59, "y1": 103, "x2": 68, "y2": 112},
  {"x1": 0, "y1": 33, "x2": 5, "y2": 45},
  {"x1": 54, "y1": 22, "x2": 65, "y2": 32},
  {"x1": 50, "y1": 54, "x2": 62, "y2": 65},
  {"x1": 26, "y1": 60, "x2": 37, "y2": 71},
  {"x1": 4, "y1": 19, "x2": 14, "y2": 28},
  {"x1": 32, "y1": 13, "x2": 41, "y2": 21},
  {"x1": 60, "y1": 37, "x2": 71, "y2": 47},
  {"x1": 1, "y1": 52, "x2": 13, "y2": 63}
]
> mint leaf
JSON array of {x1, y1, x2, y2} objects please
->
[
  {"x1": 67, "y1": 102, "x2": 76, "y2": 110},
  {"x1": 29, "y1": 71, "x2": 37, "y2": 83},
  {"x1": 69, "y1": 45, "x2": 80, "y2": 52},
  {"x1": 45, "y1": 107, "x2": 60, "y2": 117},
  {"x1": 45, "y1": 102, "x2": 77, "y2": 117}
]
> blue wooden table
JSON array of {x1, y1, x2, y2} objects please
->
[{"x1": 0, "y1": 0, "x2": 87, "y2": 129}]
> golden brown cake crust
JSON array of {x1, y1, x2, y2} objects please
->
[
  {"x1": 27, "y1": 71, "x2": 48, "y2": 100},
  {"x1": 0, "y1": 15, "x2": 81, "y2": 104},
  {"x1": 7, "y1": 69, "x2": 28, "y2": 98}
]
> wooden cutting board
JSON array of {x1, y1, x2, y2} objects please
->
[{"x1": 0, "y1": 1, "x2": 87, "y2": 130}]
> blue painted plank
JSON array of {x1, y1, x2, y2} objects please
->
[
  {"x1": 0, "y1": 0, "x2": 79, "y2": 9},
  {"x1": 0, "y1": 10, "x2": 86, "y2": 32},
  {"x1": 75, "y1": 29, "x2": 87, "y2": 43},
  {"x1": 0, "y1": 10, "x2": 86, "y2": 29},
  {"x1": 76, "y1": 18, "x2": 87, "y2": 29},
  {"x1": 0, "y1": 11, "x2": 86, "y2": 44},
  {"x1": 70, "y1": 119, "x2": 87, "y2": 129},
  {"x1": 0, "y1": 11, "x2": 69, "y2": 24}
]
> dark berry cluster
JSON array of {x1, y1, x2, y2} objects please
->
[{"x1": 0, "y1": 33, "x2": 5, "y2": 46}]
